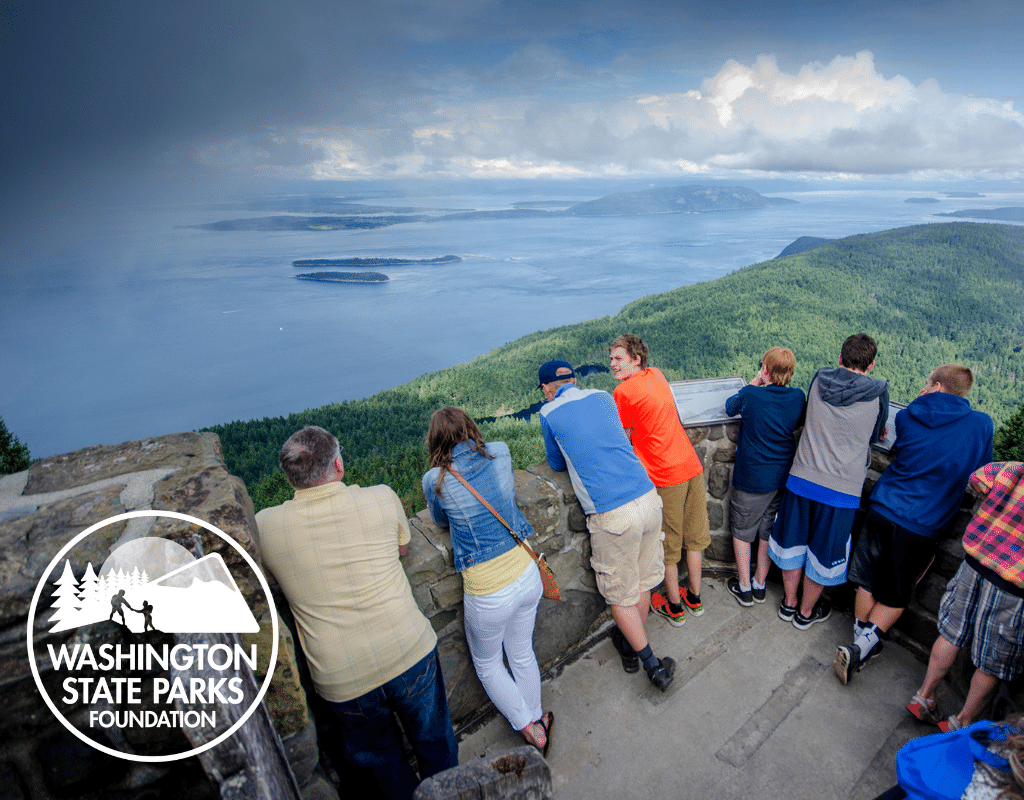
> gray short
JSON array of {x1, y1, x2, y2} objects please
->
[
  {"x1": 938, "y1": 562, "x2": 1024, "y2": 681},
  {"x1": 729, "y1": 488, "x2": 782, "y2": 544}
]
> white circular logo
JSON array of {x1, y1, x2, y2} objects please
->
[{"x1": 26, "y1": 510, "x2": 279, "y2": 763}]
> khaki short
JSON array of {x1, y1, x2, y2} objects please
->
[
  {"x1": 587, "y1": 489, "x2": 664, "y2": 607},
  {"x1": 658, "y1": 473, "x2": 710, "y2": 564}
]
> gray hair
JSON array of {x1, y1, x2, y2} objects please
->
[{"x1": 278, "y1": 426, "x2": 342, "y2": 489}]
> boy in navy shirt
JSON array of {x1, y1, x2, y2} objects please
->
[{"x1": 725, "y1": 347, "x2": 805, "y2": 606}]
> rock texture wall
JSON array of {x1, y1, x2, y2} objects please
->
[{"x1": 0, "y1": 433, "x2": 333, "y2": 800}]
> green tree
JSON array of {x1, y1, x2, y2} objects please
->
[
  {"x1": 0, "y1": 417, "x2": 30, "y2": 475},
  {"x1": 994, "y1": 402, "x2": 1024, "y2": 461},
  {"x1": 250, "y1": 470, "x2": 294, "y2": 513}
]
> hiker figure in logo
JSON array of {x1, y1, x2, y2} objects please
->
[
  {"x1": 109, "y1": 589, "x2": 136, "y2": 626},
  {"x1": 139, "y1": 600, "x2": 156, "y2": 632}
]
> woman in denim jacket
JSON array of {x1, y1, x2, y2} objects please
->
[{"x1": 423, "y1": 407, "x2": 553, "y2": 755}]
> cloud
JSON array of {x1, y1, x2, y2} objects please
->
[
  {"x1": 4, "y1": 0, "x2": 1024, "y2": 213},
  {"x1": 284, "y1": 50, "x2": 1024, "y2": 180}
]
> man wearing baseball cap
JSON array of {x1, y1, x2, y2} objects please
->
[{"x1": 536, "y1": 359, "x2": 675, "y2": 691}]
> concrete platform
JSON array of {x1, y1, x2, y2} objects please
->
[{"x1": 456, "y1": 576, "x2": 936, "y2": 800}]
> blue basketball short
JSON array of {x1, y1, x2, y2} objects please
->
[{"x1": 767, "y1": 489, "x2": 857, "y2": 587}]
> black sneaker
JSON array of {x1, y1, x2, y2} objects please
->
[
  {"x1": 728, "y1": 577, "x2": 754, "y2": 607},
  {"x1": 647, "y1": 656, "x2": 676, "y2": 692},
  {"x1": 834, "y1": 643, "x2": 860, "y2": 684},
  {"x1": 862, "y1": 640, "x2": 884, "y2": 667},
  {"x1": 792, "y1": 599, "x2": 832, "y2": 630},
  {"x1": 609, "y1": 627, "x2": 639, "y2": 673},
  {"x1": 779, "y1": 601, "x2": 798, "y2": 621},
  {"x1": 752, "y1": 584, "x2": 767, "y2": 604}
]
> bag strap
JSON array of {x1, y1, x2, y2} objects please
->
[
  {"x1": 447, "y1": 467, "x2": 526, "y2": 547},
  {"x1": 968, "y1": 722, "x2": 1018, "y2": 770}
]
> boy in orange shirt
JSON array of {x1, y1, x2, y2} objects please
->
[{"x1": 610, "y1": 334, "x2": 710, "y2": 625}]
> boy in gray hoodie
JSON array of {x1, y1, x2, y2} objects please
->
[{"x1": 768, "y1": 333, "x2": 889, "y2": 630}]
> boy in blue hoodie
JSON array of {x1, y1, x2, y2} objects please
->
[{"x1": 834, "y1": 364, "x2": 993, "y2": 684}]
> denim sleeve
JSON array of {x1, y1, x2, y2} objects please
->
[{"x1": 422, "y1": 470, "x2": 450, "y2": 529}]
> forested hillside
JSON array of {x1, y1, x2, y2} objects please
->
[{"x1": 205, "y1": 222, "x2": 1024, "y2": 513}]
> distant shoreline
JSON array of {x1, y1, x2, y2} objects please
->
[{"x1": 292, "y1": 255, "x2": 460, "y2": 267}]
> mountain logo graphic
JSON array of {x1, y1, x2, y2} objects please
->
[{"x1": 46, "y1": 538, "x2": 260, "y2": 635}]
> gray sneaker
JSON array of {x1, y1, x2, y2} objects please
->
[
  {"x1": 792, "y1": 599, "x2": 832, "y2": 630},
  {"x1": 834, "y1": 643, "x2": 860, "y2": 684},
  {"x1": 835, "y1": 640, "x2": 885, "y2": 684},
  {"x1": 728, "y1": 577, "x2": 754, "y2": 607}
]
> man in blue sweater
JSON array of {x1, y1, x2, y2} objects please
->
[
  {"x1": 537, "y1": 359, "x2": 676, "y2": 692},
  {"x1": 835, "y1": 364, "x2": 993, "y2": 684}
]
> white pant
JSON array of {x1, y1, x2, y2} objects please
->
[{"x1": 462, "y1": 561, "x2": 544, "y2": 731}]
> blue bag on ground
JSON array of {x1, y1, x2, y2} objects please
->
[{"x1": 896, "y1": 720, "x2": 1014, "y2": 800}]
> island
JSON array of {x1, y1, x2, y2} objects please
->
[
  {"x1": 189, "y1": 215, "x2": 427, "y2": 232},
  {"x1": 935, "y1": 207, "x2": 1024, "y2": 222},
  {"x1": 905, "y1": 197, "x2": 940, "y2": 204},
  {"x1": 295, "y1": 272, "x2": 389, "y2": 283},
  {"x1": 292, "y1": 256, "x2": 460, "y2": 267},
  {"x1": 511, "y1": 200, "x2": 577, "y2": 208},
  {"x1": 194, "y1": 184, "x2": 799, "y2": 231},
  {"x1": 561, "y1": 185, "x2": 796, "y2": 216}
]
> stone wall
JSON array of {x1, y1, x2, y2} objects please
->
[
  {"x1": 0, "y1": 433, "x2": 333, "y2": 800},
  {"x1": 1, "y1": 424, "x2": 1014, "y2": 800}
]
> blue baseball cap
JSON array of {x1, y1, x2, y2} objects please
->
[{"x1": 537, "y1": 360, "x2": 575, "y2": 387}]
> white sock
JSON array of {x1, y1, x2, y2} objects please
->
[
  {"x1": 751, "y1": 578, "x2": 766, "y2": 591},
  {"x1": 853, "y1": 625, "x2": 880, "y2": 659}
]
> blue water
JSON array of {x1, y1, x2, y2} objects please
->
[{"x1": 2, "y1": 187, "x2": 1019, "y2": 458}]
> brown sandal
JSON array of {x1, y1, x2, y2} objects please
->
[{"x1": 539, "y1": 711, "x2": 554, "y2": 758}]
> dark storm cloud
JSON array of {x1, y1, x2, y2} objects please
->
[
  {"x1": 4, "y1": 0, "x2": 1024, "y2": 205},
  {"x1": 0, "y1": 0, "x2": 413, "y2": 203}
]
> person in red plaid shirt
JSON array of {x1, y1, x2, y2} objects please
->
[{"x1": 906, "y1": 461, "x2": 1024, "y2": 732}]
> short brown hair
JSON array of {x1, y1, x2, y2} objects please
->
[
  {"x1": 929, "y1": 364, "x2": 974, "y2": 397},
  {"x1": 609, "y1": 333, "x2": 648, "y2": 370},
  {"x1": 761, "y1": 347, "x2": 796, "y2": 386},
  {"x1": 426, "y1": 407, "x2": 492, "y2": 496},
  {"x1": 840, "y1": 333, "x2": 877, "y2": 372},
  {"x1": 279, "y1": 426, "x2": 341, "y2": 489}
]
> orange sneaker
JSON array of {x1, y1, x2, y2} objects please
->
[
  {"x1": 680, "y1": 587, "x2": 705, "y2": 617},
  {"x1": 651, "y1": 590, "x2": 686, "y2": 627}
]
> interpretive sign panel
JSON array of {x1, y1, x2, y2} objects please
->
[
  {"x1": 669, "y1": 377, "x2": 903, "y2": 454},
  {"x1": 669, "y1": 376, "x2": 747, "y2": 427}
]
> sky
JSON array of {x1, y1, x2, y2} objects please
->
[{"x1": 3, "y1": 0, "x2": 1024, "y2": 221}]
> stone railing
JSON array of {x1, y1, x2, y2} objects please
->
[
  {"x1": 407, "y1": 420, "x2": 1014, "y2": 730},
  {"x1": 1, "y1": 424, "x2": 1012, "y2": 800}
]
